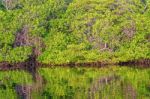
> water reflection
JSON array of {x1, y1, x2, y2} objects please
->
[{"x1": 0, "y1": 66, "x2": 149, "y2": 99}]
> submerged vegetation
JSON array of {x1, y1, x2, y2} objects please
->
[{"x1": 0, "y1": 0, "x2": 150, "y2": 65}]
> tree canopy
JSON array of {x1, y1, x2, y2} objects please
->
[{"x1": 0, "y1": 0, "x2": 150, "y2": 64}]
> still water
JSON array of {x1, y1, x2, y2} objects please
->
[{"x1": 0, "y1": 66, "x2": 150, "y2": 99}]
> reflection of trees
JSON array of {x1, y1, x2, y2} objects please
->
[
  {"x1": 88, "y1": 74, "x2": 119, "y2": 98},
  {"x1": 88, "y1": 74, "x2": 137, "y2": 99},
  {"x1": 15, "y1": 73, "x2": 44, "y2": 99}
]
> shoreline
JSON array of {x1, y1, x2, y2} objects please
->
[{"x1": 0, "y1": 59, "x2": 149, "y2": 71}]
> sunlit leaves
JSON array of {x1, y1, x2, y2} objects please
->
[{"x1": 0, "y1": 0, "x2": 150, "y2": 63}]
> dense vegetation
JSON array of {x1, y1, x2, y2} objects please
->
[{"x1": 0, "y1": 0, "x2": 150, "y2": 64}]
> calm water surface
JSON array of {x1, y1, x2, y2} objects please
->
[{"x1": 0, "y1": 66, "x2": 150, "y2": 99}]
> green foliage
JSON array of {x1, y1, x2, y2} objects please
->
[
  {"x1": 5, "y1": 47, "x2": 32, "y2": 63},
  {"x1": 0, "y1": 0, "x2": 150, "y2": 64}
]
